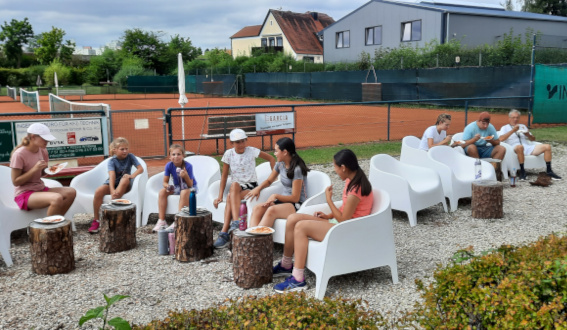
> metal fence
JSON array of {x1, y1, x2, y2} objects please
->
[{"x1": 109, "y1": 109, "x2": 168, "y2": 158}]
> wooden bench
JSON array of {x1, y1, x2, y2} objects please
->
[
  {"x1": 58, "y1": 89, "x2": 86, "y2": 101},
  {"x1": 37, "y1": 87, "x2": 53, "y2": 94},
  {"x1": 200, "y1": 115, "x2": 257, "y2": 153}
]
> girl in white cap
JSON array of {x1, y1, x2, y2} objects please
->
[{"x1": 9, "y1": 123, "x2": 76, "y2": 216}]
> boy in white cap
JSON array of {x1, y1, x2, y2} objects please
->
[
  {"x1": 213, "y1": 128, "x2": 275, "y2": 248},
  {"x1": 9, "y1": 123, "x2": 76, "y2": 215}
]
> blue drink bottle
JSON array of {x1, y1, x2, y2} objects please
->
[{"x1": 189, "y1": 188, "x2": 197, "y2": 216}]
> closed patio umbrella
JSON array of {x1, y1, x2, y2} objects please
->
[
  {"x1": 178, "y1": 53, "x2": 188, "y2": 142},
  {"x1": 54, "y1": 72, "x2": 59, "y2": 96},
  {"x1": 36, "y1": 75, "x2": 42, "y2": 87}
]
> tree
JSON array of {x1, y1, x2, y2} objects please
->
[
  {"x1": 85, "y1": 48, "x2": 122, "y2": 84},
  {"x1": 521, "y1": 0, "x2": 567, "y2": 16},
  {"x1": 119, "y1": 28, "x2": 167, "y2": 73},
  {"x1": 34, "y1": 27, "x2": 75, "y2": 65},
  {"x1": 0, "y1": 18, "x2": 34, "y2": 68}
]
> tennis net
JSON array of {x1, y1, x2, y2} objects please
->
[
  {"x1": 20, "y1": 88, "x2": 40, "y2": 112},
  {"x1": 6, "y1": 86, "x2": 17, "y2": 100},
  {"x1": 49, "y1": 93, "x2": 110, "y2": 115}
]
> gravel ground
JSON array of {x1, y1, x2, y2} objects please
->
[{"x1": 1, "y1": 143, "x2": 566, "y2": 329}]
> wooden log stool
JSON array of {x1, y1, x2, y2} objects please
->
[
  {"x1": 232, "y1": 230, "x2": 273, "y2": 289},
  {"x1": 175, "y1": 210, "x2": 213, "y2": 262},
  {"x1": 472, "y1": 180, "x2": 503, "y2": 219},
  {"x1": 99, "y1": 203, "x2": 137, "y2": 253},
  {"x1": 29, "y1": 220, "x2": 75, "y2": 275}
]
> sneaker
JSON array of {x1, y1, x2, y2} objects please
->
[
  {"x1": 88, "y1": 220, "x2": 100, "y2": 233},
  {"x1": 273, "y1": 275, "x2": 307, "y2": 293},
  {"x1": 272, "y1": 262, "x2": 293, "y2": 277},
  {"x1": 165, "y1": 222, "x2": 175, "y2": 232},
  {"x1": 228, "y1": 220, "x2": 240, "y2": 233},
  {"x1": 547, "y1": 171, "x2": 562, "y2": 180},
  {"x1": 152, "y1": 219, "x2": 167, "y2": 232},
  {"x1": 214, "y1": 232, "x2": 230, "y2": 249},
  {"x1": 519, "y1": 171, "x2": 527, "y2": 181}
]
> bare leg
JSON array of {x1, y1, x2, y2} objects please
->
[
  {"x1": 221, "y1": 187, "x2": 249, "y2": 233},
  {"x1": 249, "y1": 204, "x2": 269, "y2": 227},
  {"x1": 491, "y1": 145, "x2": 506, "y2": 161},
  {"x1": 93, "y1": 185, "x2": 111, "y2": 219},
  {"x1": 283, "y1": 213, "x2": 322, "y2": 258},
  {"x1": 258, "y1": 203, "x2": 296, "y2": 228},
  {"x1": 158, "y1": 188, "x2": 174, "y2": 220},
  {"x1": 113, "y1": 177, "x2": 132, "y2": 198},
  {"x1": 466, "y1": 144, "x2": 479, "y2": 158},
  {"x1": 178, "y1": 189, "x2": 190, "y2": 209},
  {"x1": 47, "y1": 187, "x2": 76, "y2": 215},
  {"x1": 514, "y1": 145, "x2": 525, "y2": 164},
  {"x1": 293, "y1": 220, "x2": 335, "y2": 269},
  {"x1": 531, "y1": 143, "x2": 552, "y2": 162},
  {"x1": 229, "y1": 183, "x2": 243, "y2": 224},
  {"x1": 27, "y1": 187, "x2": 76, "y2": 216}
]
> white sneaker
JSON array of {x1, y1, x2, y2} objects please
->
[
  {"x1": 152, "y1": 219, "x2": 167, "y2": 232},
  {"x1": 166, "y1": 222, "x2": 176, "y2": 232}
]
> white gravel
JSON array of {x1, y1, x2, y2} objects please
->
[{"x1": 1, "y1": 143, "x2": 566, "y2": 329}]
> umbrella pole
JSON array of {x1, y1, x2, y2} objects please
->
[
  {"x1": 197, "y1": 101, "x2": 209, "y2": 155},
  {"x1": 181, "y1": 108, "x2": 185, "y2": 151}
]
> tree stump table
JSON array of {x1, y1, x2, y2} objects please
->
[
  {"x1": 472, "y1": 180, "x2": 503, "y2": 219},
  {"x1": 175, "y1": 210, "x2": 213, "y2": 262},
  {"x1": 99, "y1": 203, "x2": 137, "y2": 253},
  {"x1": 29, "y1": 219, "x2": 75, "y2": 275},
  {"x1": 232, "y1": 230, "x2": 273, "y2": 289}
]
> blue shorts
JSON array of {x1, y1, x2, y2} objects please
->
[{"x1": 466, "y1": 145, "x2": 493, "y2": 158}]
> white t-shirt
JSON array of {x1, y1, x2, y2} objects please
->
[
  {"x1": 500, "y1": 124, "x2": 529, "y2": 146},
  {"x1": 419, "y1": 125, "x2": 446, "y2": 151},
  {"x1": 221, "y1": 146, "x2": 261, "y2": 184}
]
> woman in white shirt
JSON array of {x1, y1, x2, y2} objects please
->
[{"x1": 419, "y1": 113, "x2": 453, "y2": 151}]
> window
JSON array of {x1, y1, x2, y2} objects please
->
[
  {"x1": 303, "y1": 56, "x2": 314, "y2": 63},
  {"x1": 276, "y1": 37, "x2": 283, "y2": 47},
  {"x1": 269, "y1": 37, "x2": 275, "y2": 47},
  {"x1": 261, "y1": 38, "x2": 267, "y2": 47},
  {"x1": 365, "y1": 26, "x2": 382, "y2": 45},
  {"x1": 336, "y1": 30, "x2": 350, "y2": 48},
  {"x1": 401, "y1": 20, "x2": 421, "y2": 42}
]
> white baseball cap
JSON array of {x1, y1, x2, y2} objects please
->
[
  {"x1": 27, "y1": 123, "x2": 57, "y2": 141},
  {"x1": 229, "y1": 128, "x2": 247, "y2": 142}
]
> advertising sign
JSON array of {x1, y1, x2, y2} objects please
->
[{"x1": 255, "y1": 112, "x2": 295, "y2": 136}]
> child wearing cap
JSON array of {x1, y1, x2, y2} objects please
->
[
  {"x1": 9, "y1": 123, "x2": 76, "y2": 216},
  {"x1": 213, "y1": 128, "x2": 275, "y2": 249}
]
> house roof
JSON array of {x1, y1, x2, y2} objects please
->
[
  {"x1": 319, "y1": 0, "x2": 567, "y2": 35},
  {"x1": 268, "y1": 10, "x2": 335, "y2": 54},
  {"x1": 230, "y1": 25, "x2": 262, "y2": 39}
]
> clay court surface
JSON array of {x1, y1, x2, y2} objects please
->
[{"x1": 0, "y1": 94, "x2": 524, "y2": 173}]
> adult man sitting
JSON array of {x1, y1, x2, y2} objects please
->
[
  {"x1": 461, "y1": 112, "x2": 506, "y2": 165},
  {"x1": 499, "y1": 109, "x2": 561, "y2": 180}
]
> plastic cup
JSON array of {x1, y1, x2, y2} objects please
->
[{"x1": 509, "y1": 175, "x2": 517, "y2": 187}]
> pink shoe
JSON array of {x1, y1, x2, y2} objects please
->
[
  {"x1": 152, "y1": 219, "x2": 167, "y2": 232},
  {"x1": 166, "y1": 222, "x2": 175, "y2": 232},
  {"x1": 88, "y1": 220, "x2": 100, "y2": 233}
]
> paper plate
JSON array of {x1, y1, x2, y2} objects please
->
[
  {"x1": 245, "y1": 226, "x2": 275, "y2": 235},
  {"x1": 34, "y1": 215, "x2": 65, "y2": 224},
  {"x1": 111, "y1": 199, "x2": 132, "y2": 205},
  {"x1": 44, "y1": 162, "x2": 68, "y2": 175}
]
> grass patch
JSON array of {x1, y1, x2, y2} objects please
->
[{"x1": 530, "y1": 125, "x2": 567, "y2": 143}]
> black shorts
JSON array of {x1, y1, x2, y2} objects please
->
[
  {"x1": 274, "y1": 199, "x2": 302, "y2": 211},
  {"x1": 239, "y1": 182, "x2": 258, "y2": 191}
]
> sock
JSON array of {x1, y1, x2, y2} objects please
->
[
  {"x1": 292, "y1": 268, "x2": 305, "y2": 282},
  {"x1": 519, "y1": 163, "x2": 525, "y2": 171},
  {"x1": 546, "y1": 162, "x2": 552, "y2": 172},
  {"x1": 281, "y1": 255, "x2": 293, "y2": 269}
]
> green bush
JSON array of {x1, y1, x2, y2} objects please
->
[
  {"x1": 43, "y1": 59, "x2": 71, "y2": 86},
  {"x1": 133, "y1": 292, "x2": 402, "y2": 329},
  {"x1": 411, "y1": 234, "x2": 567, "y2": 329}
]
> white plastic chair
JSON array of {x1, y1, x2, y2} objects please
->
[
  {"x1": 302, "y1": 189, "x2": 399, "y2": 299},
  {"x1": 497, "y1": 130, "x2": 546, "y2": 173},
  {"x1": 0, "y1": 166, "x2": 67, "y2": 267},
  {"x1": 142, "y1": 155, "x2": 220, "y2": 226},
  {"x1": 70, "y1": 156, "x2": 148, "y2": 227},
  {"x1": 205, "y1": 162, "x2": 274, "y2": 224},
  {"x1": 427, "y1": 146, "x2": 496, "y2": 211},
  {"x1": 369, "y1": 154, "x2": 447, "y2": 226},
  {"x1": 451, "y1": 131, "x2": 509, "y2": 179},
  {"x1": 247, "y1": 170, "x2": 331, "y2": 243}
]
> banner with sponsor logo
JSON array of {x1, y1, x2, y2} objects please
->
[
  {"x1": 533, "y1": 64, "x2": 567, "y2": 124},
  {"x1": 1, "y1": 118, "x2": 107, "y2": 162},
  {"x1": 255, "y1": 112, "x2": 295, "y2": 136}
]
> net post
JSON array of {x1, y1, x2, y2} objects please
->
[{"x1": 387, "y1": 103, "x2": 391, "y2": 141}]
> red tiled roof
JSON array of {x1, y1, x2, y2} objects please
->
[
  {"x1": 230, "y1": 25, "x2": 262, "y2": 39},
  {"x1": 271, "y1": 10, "x2": 334, "y2": 55}
]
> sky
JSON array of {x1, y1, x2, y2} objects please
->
[{"x1": 0, "y1": 0, "x2": 505, "y2": 52}]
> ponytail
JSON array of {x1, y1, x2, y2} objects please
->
[
  {"x1": 276, "y1": 137, "x2": 310, "y2": 179},
  {"x1": 333, "y1": 149, "x2": 372, "y2": 196},
  {"x1": 10, "y1": 134, "x2": 32, "y2": 159}
]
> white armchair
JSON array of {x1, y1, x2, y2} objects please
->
[
  {"x1": 497, "y1": 129, "x2": 546, "y2": 173},
  {"x1": 142, "y1": 155, "x2": 220, "y2": 226},
  {"x1": 246, "y1": 170, "x2": 331, "y2": 244},
  {"x1": 70, "y1": 157, "x2": 148, "y2": 227},
  {"x1": 427, "y1": 146, "x2": 496, "y2": 211},
  {"x1": 369, "y1": 154, "x2": 447, "y2": 226},
  {"x1": 452, "y1": 132, "x2": 509, "y2": 179},
  {"x1": 0, "y1": 166, "x2": 66, "y2": 267},
  {"x1": 303, "y1": 189, "x2": 399, "y2": 299},
  {"x1": 205, "y1": 162, "x2": 274, "y2": 224}
]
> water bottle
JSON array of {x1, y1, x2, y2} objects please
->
[
  {"x1": 189, "y1": 187, "x2": 197, "y2": 216},
  {"x1": 168, "y1": 232, "x2": 176, "y2": 255},
  {"x1": 158, "y1": 229, "x2": 169, "y2": 255},
  {"x1": 474, "y1": 158, "x2": 482, "y2": 180},
  {"x1": 176, "y1": 167, "x2": 187, "y2": 190},
  {"x1": 510, "y1": 168, "x2": 517, "y2": 187},
  {"x1": 239, "y1": 200, "x2": 248, "y2": 231}
]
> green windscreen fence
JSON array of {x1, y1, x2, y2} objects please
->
[{"x1": 533, "y1": 64, "x2": 567, "y2": 124}]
